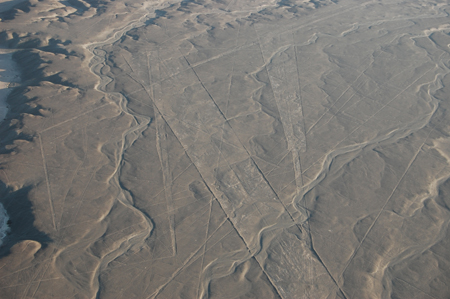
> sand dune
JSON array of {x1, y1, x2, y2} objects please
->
[{"x1": 1, "y1": 0, "x2": 450, "y2": 298}]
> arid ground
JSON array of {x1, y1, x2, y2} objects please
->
[{"x1": 1, "y1": 0, "x2": 450, "y2": 298}]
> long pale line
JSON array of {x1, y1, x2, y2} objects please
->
[
  {"x1": 38, "y1": 134, "x2": 56, "y2": 230},
  {"x1": 339, "y1": 134, "x2": 428, "y2": 281}
]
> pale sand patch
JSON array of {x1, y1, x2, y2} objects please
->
[{"x1": 0, "y1": 49, "x2": 20, "y2": 122}]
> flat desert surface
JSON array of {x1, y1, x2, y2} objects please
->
[{"x1": 1, "y1": 0, "x2": 450, "y2": 298}]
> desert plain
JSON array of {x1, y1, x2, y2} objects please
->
[{"x1": 0, "y1": 0, "x2": 450, "y2": 298}]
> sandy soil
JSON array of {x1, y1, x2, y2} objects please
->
[{"x1": 1, "y1": 0, "x2": 450, "y2": 298}]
